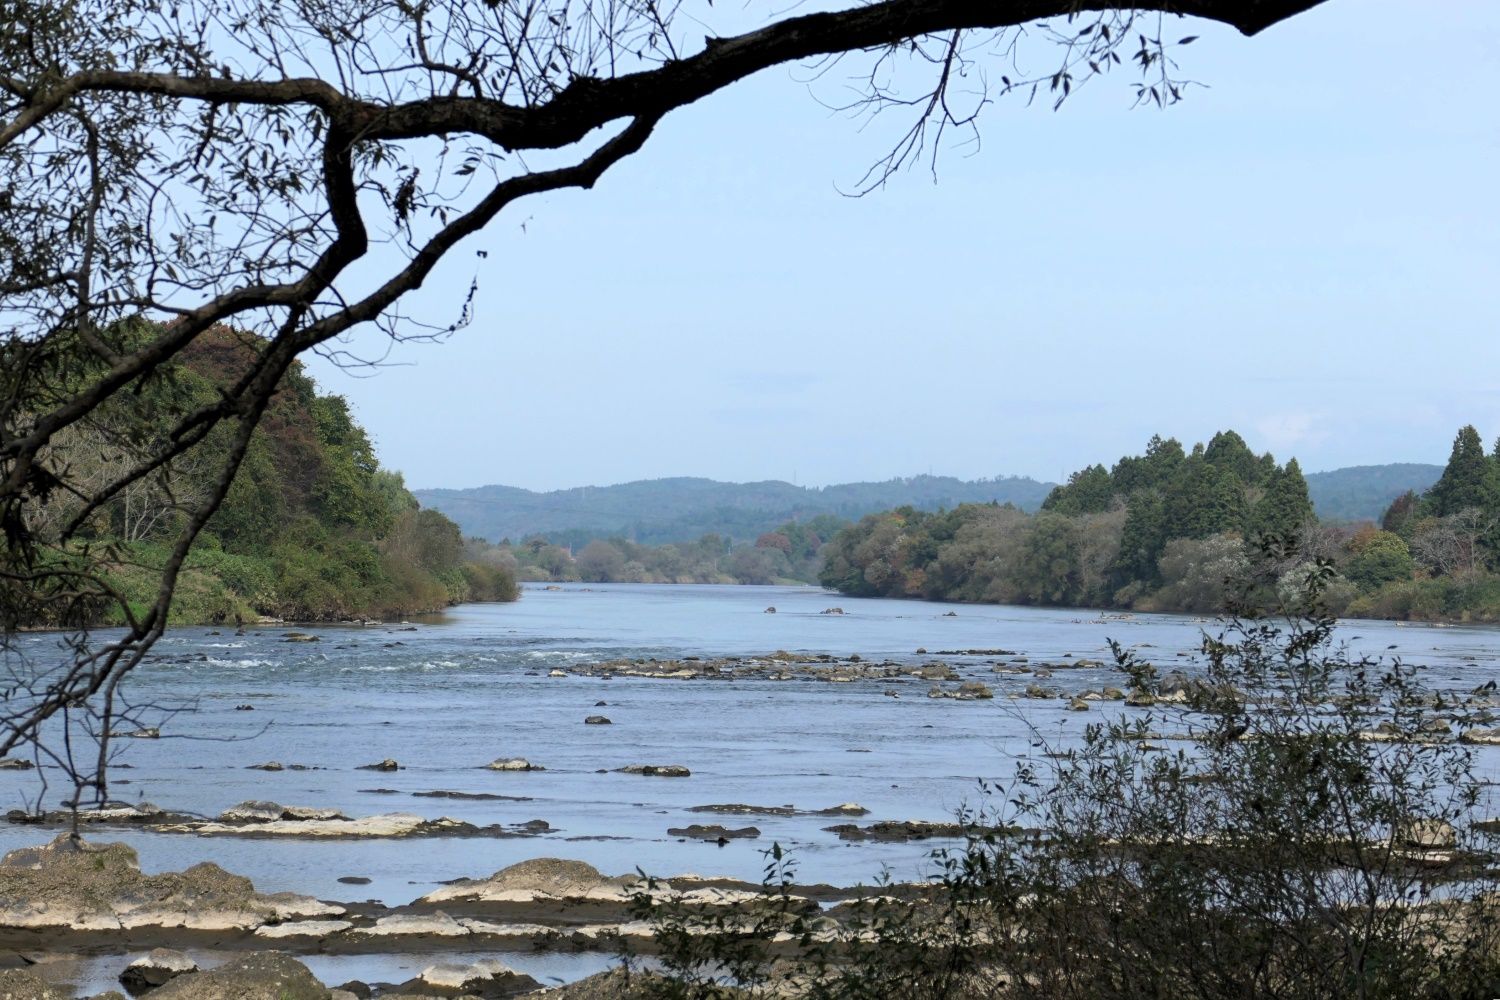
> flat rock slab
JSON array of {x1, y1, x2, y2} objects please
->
[
  {"x1": 667, "y1": 825, "x2": 760, "y2": 841},
  {"x1": 615, "y1": 764, "x2": 690, "y2": 778},
  {"x1": 0, "y1": 834, "x2": 338, "y2": 934}
]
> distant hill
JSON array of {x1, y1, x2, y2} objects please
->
[
  {"x1": 1304, "y1": 463, "x2": 1443, "y2": 523},
  {"x1": 414, "y1": 475, "x2": 1057, "y2": 545}
]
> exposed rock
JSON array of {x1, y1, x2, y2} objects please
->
[
  {"x1": 616, "y1": 764, "x2": 690, "y2": 778},
  {"x1": 254, "y1": 918, "x2": 354, "y2": 939},
  {"x1": 917, "y1": 663, "x2": 957, "y2": 681},
  {"x1": 218, "y1": 801, "x2": 349, "y2": 824},
  {"x1": 1398, "y1": 818, "x2": 1457, "y2": 851},
  {"x1": 764, "y1": 607, "x2": 776, "y2": 614},
  {"x1": 398, "y1": 959, "x2": 540, "y2": 998},
  {"x1": 532, "y1": 968, "x2": 683, "y2": 1000},
  {"x1": 953, "y1": 681, "x2": 993, "y2": 700},
  {"x1": 170, "y1": 812, "x2": 498, "y2": 839},
  {"x1": 1068, "y1": 698, "x2": 1090, "y2": 711},
  {"x1": 0, "y1": 834, "x2": 336, "y2": 933},
  {"x1": 584, "y1": 716, "x2": 612, "y2": 725},
  {"x1": 823, "y1": 820, "x2": 974, "y2": 842},
  {"x1": 820, "y1": 607, "x2": 844, "y2": 615},
  {"x1": 119, "y1": 948, "x2": 198, "y2": 993},
  {"x1": 246, "y1": 762, "x2": 284, "y2": 772},
  {"x1": 1461, "y1": 727, "x2": 1500, "y2": 745},
  {"x1": 666, "y1": 825, "x2": 760, "y2": 842},
  {"x1": 688, "y1": 803, "x2": 795, "y2": 817},
  {"x1": 354, "y1": 911, "x2": 471, "y2": 939},
  {"x1": 1102, "y1": 687, "x2": 1126, "y2": 700},
  {"x1": 148, "y1": 952, "x2": 328, "y2": 1000},
  {"x1": 0, "y1": 969, "x2": 69, "y2": 1000},
  {"x1": 420, "y1": 859, "x2": 613, "y2": 905},
  {"x1": 357, "y1": 759, "x2": 401, "y2": 771},
  {"x1": 813, "y1": 803, "x2": 869, "y2": 817},
  {"x1": 413, "y1": 790, "x2": 529, "y2": 801},
  {"x1": 1023, "y1": 684, "x2": 1054, "y2": 699},
  {"x1": 1124, "y1": 689, "x2": 1156, "y2": 707},
  {"x1": 282, "y1": 631, "x2": 321, "y2": 642},
  {"x1": 1157, "y1": 669, "x2": 1192, "y2": 696},
  {"x1": 337, "y1": 876, "x2": 372, "y2": 885},
  {"x1": 486, "y1": 758, "x2": 544, "y2": 771},
  {"x1": 0, "y1": 760, "x2": 33, "y2": 771}
]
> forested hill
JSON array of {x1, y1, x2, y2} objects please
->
[
  {"x1": 414, "y1": 475, "x2": 1057, "y2": 546},
  {"x1": 1304, "y1": 464, "x2": 1443, "y2": 523},
  {"x1": 19, "y1": 324, "x2": 517, "y2": 627}
]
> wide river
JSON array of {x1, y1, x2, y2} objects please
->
[{"x1": 6, "y1": 583, "x2": 1500, "y2": 988}]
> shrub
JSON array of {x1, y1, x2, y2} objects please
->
[{"x1": 634, "y1": 564, "x2": 1500, "y2": 999}]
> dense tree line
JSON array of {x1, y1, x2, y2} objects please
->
[
  {"x1": 482, "y1": 515, "x2": 845, "y2": 586},
  {"x1": 820, "y1": 427, "x2": 1500, "y2": 621},
  {"x1": 1344, "y1": 425, "x2": 1500, "y2": 620},
  {"x1": 820, "y1": 431, "x2": 1316, "y2": 614},
  {"x1": 17, "y1": 325, "x2": 516, "y2": 627}
]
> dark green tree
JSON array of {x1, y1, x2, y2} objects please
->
[
  {"x1": 1114, "y1": 490, "x2": 1170, "y2": 587},
  {"x1": 1345, "y1": 531, "x2": 1416, "y2": 591},
  {"x1": 1204, "y1": 429, "x2": 1267, "y2": 486},
  {"x1": 1250, "y1": 458, "x2": 1313, "y2": 541},
  {"x1": 1042, "y1": 464, "x2": 1114, "y2": 516},
  {"x1": 1168, "y1": 460, "x2": 1247, "y2": 540},
  {"x1": 1427, "y1": 426, "x2": 1500, "y2": 518},
  {"x1": 1110, "y1": 435, "x2": 1186, "y2": 496}
]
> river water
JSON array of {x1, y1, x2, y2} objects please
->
[{"x1": 6, "y1": 583, "x2": 1500, "y2": 987}]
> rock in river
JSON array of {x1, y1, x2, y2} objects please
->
[
  {"x1": 396, "y1": 958, "x2": 540, "y2": 998},
  {"x1": 616, "y1": 764, "x2": 690, "y2": 777},
  {"x1": 667, "y1": 824, "x2": 760, "y2": 842},
  {"x1": 584, "y1": 716, "x2": 612, "y2": 725},
  {"x1": 147, "y1": 953, "x2": 329, "y2": 1000},
  {"x1": 486, "y1": 758, "x2": 544, "y2": 771},
  {"x1": 119, "y1": 948, "x2": 198, "y2": 993}
]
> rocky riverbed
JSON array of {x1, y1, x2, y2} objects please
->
[
  {"x1": 0, "y1": 832, "x2": 934, "y2": 997},
  {"x1": 7, "y1": 585, "x2": 1500, "y2": 995}
]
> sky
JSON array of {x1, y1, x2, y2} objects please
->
[{"x1": 303, "y1": 1, "x2": 1500, "y2": 492}]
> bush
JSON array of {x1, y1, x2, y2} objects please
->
[{"x1": 635, "y1": 565, "x2": 1500, "y2": 999}]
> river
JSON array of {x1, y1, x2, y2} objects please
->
[{"x1": 5, "y1": 582, "x2": 1500, "y2": 990}]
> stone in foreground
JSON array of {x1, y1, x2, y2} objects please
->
[{"x1": 119, "y1": 948, "x2": 198, "y2": 993}]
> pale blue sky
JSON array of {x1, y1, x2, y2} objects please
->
[{"x1": 306, "y1": 1, "x2": 1500, "y2": 491}]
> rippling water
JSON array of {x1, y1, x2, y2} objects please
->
[{"x1": 5, "y1": 582, "x2": 1500, "y2": 908}]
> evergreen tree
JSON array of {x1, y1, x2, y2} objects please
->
[
  {"x1": 1251, "y1": 458, "x2": 1314, "y2": 541},
  {"x1": 1427, "y1": 425, "x2": 1499, "y2": 517},
  {"x1": 1042, "y1": 464, "x2": 1113, "y2": 516},
  {"x1": 1168, "y1": 460, "x2": 1247, "y2": 540},
  {"x1": 1380, "y1": 490, "x2": 1420, "y2": 537},
  {"x1": 1204, "y1": 429, "x2": 1267, "y2": 487},
  {"x1": 1114, "y1": 491, "x2": 1169, "y2": 587},
  {"x1": 1110, "y1": 435, "x2": 1185, "y2": 496}
]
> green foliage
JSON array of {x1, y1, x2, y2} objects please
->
[
  {"x1": 1250, "y1": 456, "x2": 1314, "y2": 542},
  {"x1": 821, "y1": 431, "x2": 1311, "y2": 615},
  {"x1": 1345, "y1": 531, "x2": 1416, "y2": 591},
  {"x1": 1041, "y1": 464, "x2": 1112, "y2": 516},
  {"x1": 509, "y1": 515, "x2": 842, "y2": 586},
  {"x1": 1428, "y1": 426, "x2": 1500, "y2": 518},
  {"x1": 30, "y1": 325, "x2": 519, "y2": 625},
  {"x1": 636, "y1": 588, "x2": 1500, "y2": 999}
]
